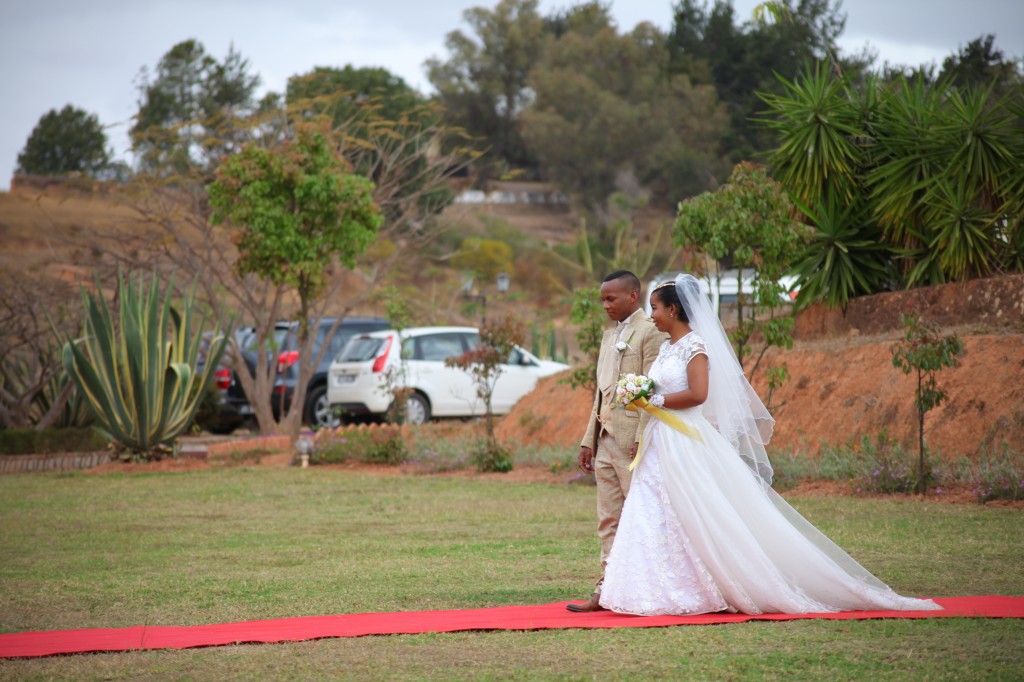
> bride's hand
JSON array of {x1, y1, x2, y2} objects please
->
[{"x1": 629, "y1": 443, "x2": 638, "y2": 460}]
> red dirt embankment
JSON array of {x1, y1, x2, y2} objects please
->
[{"x1": 498, "y1": 275, "x2": 1024, "y2": 459}]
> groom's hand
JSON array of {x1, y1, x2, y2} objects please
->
[
  {"x1": 629, "y1": 443, "x2": 638, "y2": 460},
  {"x1": 578, "y1": 446, "x2": 594, "y2": 473}
]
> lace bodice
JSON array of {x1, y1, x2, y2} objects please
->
[{"x1": 648, "y1": 332, "x2": 708, "y2": 395}]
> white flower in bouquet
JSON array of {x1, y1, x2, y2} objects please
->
[{"x1": 614, "y1": 373, "x2": 654, "y2": 408}]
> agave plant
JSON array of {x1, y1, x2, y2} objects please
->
[
  {"x1": 61, "y1": 273, "x2": 230, "y2": 459},
  {"x1": 995, "y1": 96, "x2": 1024, "y2": 273},
  {"x1": 938, "y1": 83, "x2": 1019, "y2": 204},
  {"x1": 922, "y1": 179, "x2": 1000, "y2": 282},
  {"x1": 760, "y1": 65, "x2": 1024, "y2": 308},
  {"x1": 864, "y1": 75, "x2": 946, "y2": 249},
  {"x1": 757, "y1": 64, "x2": 864, "y2": 207},
  {"x1": 790, "y1": 192, "x2": 895, "y2": 310}
]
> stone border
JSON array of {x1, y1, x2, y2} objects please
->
[{"x1": 0, "y1": 452, "x2": 110, "y2": 474}]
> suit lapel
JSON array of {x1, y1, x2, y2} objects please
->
[
  {"x1": 598, "y1": 329, "x2": 618, "y2": 392},
  {"x1": 614, "y1": 318, "x2": 636, "y2": 378}
]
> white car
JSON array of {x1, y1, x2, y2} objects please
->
[{"x1": 327, "y1": 326, "x2": 569, "y2": 424}]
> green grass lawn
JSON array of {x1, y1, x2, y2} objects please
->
[{"x1": 1, "y1": 467, "x2": 1021, "y2": 680}]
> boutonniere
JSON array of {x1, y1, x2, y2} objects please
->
[{"x1": 615, "y1": 329, "x2": 634, "y2": 352}]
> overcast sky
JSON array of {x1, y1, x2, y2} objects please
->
[{"x1": 2, "y1": 0, "x2": 1022, "y2": 191}]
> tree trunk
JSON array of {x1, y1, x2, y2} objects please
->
[
  {"x1": 233, "y1": 334, "x2": 284, "y2": 436},
  {"x1": 917, "y1": 369, "x2": 926, "y2": 495},
  {"x1": 484, "y1": 395, "x2": 495, "y2": 448},
  {"x1": 734, "y1": 271, "x2": 746, "y2": 368},
  {"x1": 34, "y1": 380, "x2": 74, "y2": 430}
]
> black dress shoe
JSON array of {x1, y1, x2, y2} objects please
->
[{"x1": 566, "y1": 593, "x2": 607, "y2": 612}]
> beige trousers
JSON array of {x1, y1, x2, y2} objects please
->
[{"x1": 594, "y1": 429, "x2": 633, "y2": 578}]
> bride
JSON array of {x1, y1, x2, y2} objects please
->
[{"x1": 598, "y1": 275, "x2": 941, "y2": 616}]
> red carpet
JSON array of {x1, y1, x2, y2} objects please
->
[{"x1": 1, "y1": 596, "x2": 1020, "y2": 659}]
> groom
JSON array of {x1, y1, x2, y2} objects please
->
[{"x1": 567, "y1": 270, "x2": 667, "y2": 612}]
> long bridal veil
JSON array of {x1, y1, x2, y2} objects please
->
[
  {"x1": 675, "y1": 274, "x2": 775, "y2": 485},
  {"x1": 672, "y1": 273, "x2": 894, "y2": 592}
]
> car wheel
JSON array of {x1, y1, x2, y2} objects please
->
[
  {"x1": 205, "y1": 419, "x2": 241, "y2": 435},
  {"x1": 405, "y1": 392, "x2": 431, "y2": 425},
  {"x1": 305, "y1": 384, "x2": 341, "y2": 429}
]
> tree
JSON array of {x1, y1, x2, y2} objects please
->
[
  {"x1": 543, "y1": 0, "x2": 613, "y2": 38},
  {"x1": 757, "y1": 64, "x2": 862, "y2": 207},
  {"x1": 674, "y1": 162, "x2": 807, "y2": 373},
  {"x1": 786, "y1": 192, "x2": 895, "y2": 310},
  {"x1": 0, "y1": 272, "x2": 84, "y2": 429},
  {"x1": 564, "y1": 286, "x2": 604, "y2": 391},
  {"x1": 939, "y1": 34, "x2": 1023, "y2": 95},
  {"x1": 758, "y1": 65, "x2": 1024, "y2": 306},
  {"x1": 521, "y1": 22, "x2": 728, "y2": 211},
  {"x1": 287, "y1": 65, "x2": 428, "y2": 129},
  {"x1": 16, "y1": 105, "x2": 110, "y2": 176},
  {"x1": 445, "y1": 316, "x2": 525, "y2": 472},
  {"x1": 95, "y1": 47, "x2": 467, "y2": 440},
  {"x1": 286, "y1": 65, "x2": 457, "y2": 233},
  {"x1": 667, "y1": 0, "x2": 855, "y2": 160},
  {"x1": 890, "y1": 313, "x2": 964, "y2": 495},
  {"x1": 425, "y1": 0, "x2": 546, "y2": 177},
  {"x1": 602, "y1": 193, "x2": 683, "y2": 279},
  {"x1": 451, "y1": 237, "x2": 514, "y2": 283},
  {"x1": 208, "y1": 124, "x2": 383, "y2": 438},
  {"x1": 750, "y1": 0, "x2": 847, "y2": 76},
  {"x1": 132, "y1": 39, "x2": 260, "y2": 174},
  {"x1": 93, "y1": 86, "x2": 467, "y2": 438}
]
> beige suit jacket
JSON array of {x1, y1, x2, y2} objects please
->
[{"x1": 580, "y1": 309, "x2": 667, "y2": 455}]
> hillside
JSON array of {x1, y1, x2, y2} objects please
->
[
  {"x1": 0, "y1": 184, "x2": 149, "y2": 283},
  {"x1": 0, "y1": 181, "x2": 598, "y2": 323}
]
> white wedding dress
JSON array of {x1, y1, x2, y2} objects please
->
[{"x1": 599, "y1": 333, "x2": 941, "y2": 616}]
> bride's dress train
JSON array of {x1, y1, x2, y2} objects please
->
[{"x1": 599, "y1": 334, "x2": 941, "y2": 616}]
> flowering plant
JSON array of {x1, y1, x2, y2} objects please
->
[{"x1": 614, "y1": 373, "x2": 654, "y2": 407}]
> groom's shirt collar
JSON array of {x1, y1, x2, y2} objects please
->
[{"x1": 618, "y1": 308, "x2": 643, "y2": 327}]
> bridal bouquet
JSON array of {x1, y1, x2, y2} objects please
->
[{"x1": 614, "y1": 373, "x2": 654, "y2": 408}]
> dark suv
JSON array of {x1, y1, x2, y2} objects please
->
[
  {"x1": 202, "y1": 317, "x2": 388, "y2": 432},
  {"x1": 198, "y1": 327, "x2": 257, "y2": 434},
  {"x1": 269, "y1": 316, "x2": 390, "y2": 428}
]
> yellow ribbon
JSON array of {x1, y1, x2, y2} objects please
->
[{"x1": 627, "y1": 397, "x2": 703, "y2": 472}]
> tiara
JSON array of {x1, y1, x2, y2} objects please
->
[{"x1": 653, "y1": 280, "x2": 676, "y2": 291}]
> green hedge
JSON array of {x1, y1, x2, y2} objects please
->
[{"x1": 0, "y1": 428, "x2": 109, "y2": 455}]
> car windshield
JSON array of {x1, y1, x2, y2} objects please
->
[{"x1": 339, "y1": 336, "x2": 384, "y2": 362}]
